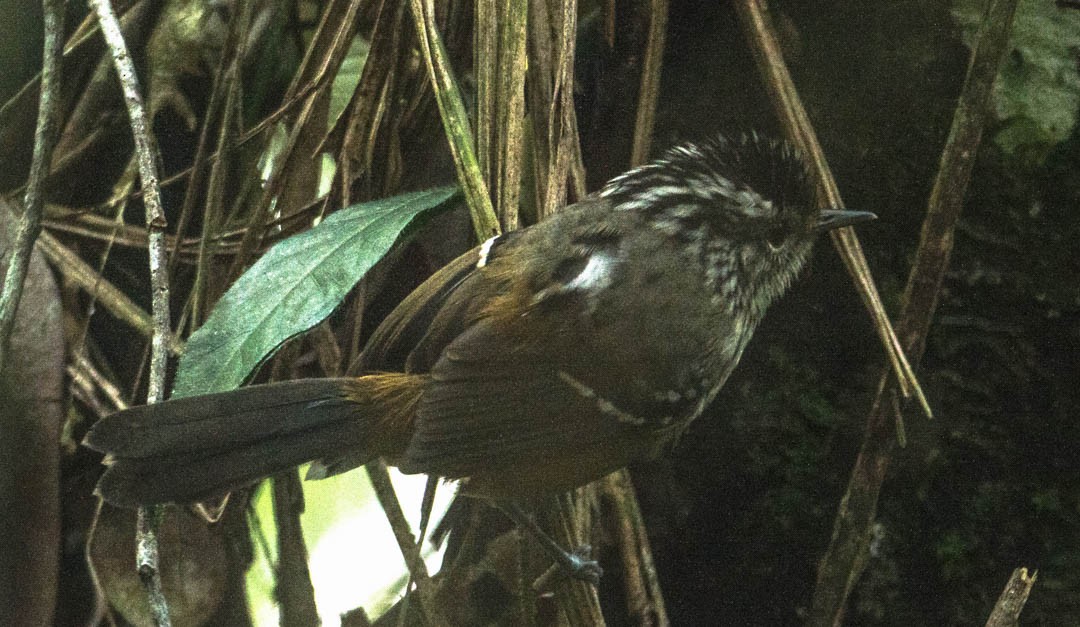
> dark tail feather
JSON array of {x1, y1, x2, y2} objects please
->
[{"x1": 84, "y1": 376, "x2": 422, "y2": 507}]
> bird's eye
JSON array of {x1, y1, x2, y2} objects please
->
[{"x1": 766, "y1": 227, "x2": 787, "y2": 251}]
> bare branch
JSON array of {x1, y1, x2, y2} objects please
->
[
  {"x1": 734, "y1": 0, "x2": 931, "y2": 420},
  {"x1": 0, "y1": 0, "x2": 64, "y2": 374},
  {"x1": 366, "y1": 460, "x2": 445, "y2": 623},
  {"x1": 630, "y1": 0, "x2": 669, "y2": 167},
  {"x1": 88, "y1": 0, "x2": 176, "y2": 622},
  {"x1": 985, "y1": 567, "x2": 1037, "y2": 627},
  {"x1": 604, "y1": 471, "x2": 670, "y2": 626},
  {"x1": 409, "y1": 0, "x2": 500, "y2": 239},
  {"x1": 36, "y1": 232, "x2": 184, "y2": 355},
  {"x1": 807, "y1": 0, "x2": 1021, "y2": 622}
]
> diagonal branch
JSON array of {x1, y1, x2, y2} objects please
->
[
  {"x1": 985, "y1": 567, "x2": 1037, "y2": 627},
  {"x1": 734, "y1": 0, "x2": 931, "y2": 421},
  {"x1": 806, "y1": 0, "x2": 1021, "y2": 623}
]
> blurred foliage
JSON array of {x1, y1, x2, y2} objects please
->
[{"x1": 955, "y1": 0, "x2": 1080, "y2": 157}]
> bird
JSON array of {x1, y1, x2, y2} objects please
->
[{"x1": 84, "y1": 133, "x2": 875, "y2": 583}]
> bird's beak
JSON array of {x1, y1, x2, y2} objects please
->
[{"x1": 815, "y1": 208, "x2": 877, "y2": 233}]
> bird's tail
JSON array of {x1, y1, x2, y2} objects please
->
[{"x1": 84, "y1": 375, "x2": 423, "y2": 507}]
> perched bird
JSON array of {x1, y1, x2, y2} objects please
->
[{"x1": 85, "y1": 134, "x2": 875, "y2": 582}]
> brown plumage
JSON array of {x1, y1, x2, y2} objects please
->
[{"x1": 85, "y1": 135, "x2": 875, "y2": 511}]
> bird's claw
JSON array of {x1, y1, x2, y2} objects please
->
[{"x1": 565, "y1": 544, "x2": 603, "y2": 585}]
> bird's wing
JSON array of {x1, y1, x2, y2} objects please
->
[
  {"x1": 398, "y1": 314, "x2": 650, "y2": 486},
  {"x1": 395, "y1": 212, "x2": 667, "y2": 484},
  {"x1": 357, "y1": 244, "x2": 483, "y2": 373},
  {"x1": 359, "y1": 200, "x2": 657, "y2": 484},
  {"x1": 314, "y1": 230, "x2": 525, "y2": 477}
]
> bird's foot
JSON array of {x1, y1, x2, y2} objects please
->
[{"x1": 563, "y1": 544, "x2": 603, "y2": 585}]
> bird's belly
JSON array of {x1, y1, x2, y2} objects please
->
[{"x1": 460, "y1": 427, "x2": 673, "y2": 501}]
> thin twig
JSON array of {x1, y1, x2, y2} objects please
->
[
  {"x1": 396, "y1": 474, "x2": 441, "y2": 627},
  {"x1": 271, "y1": 471, "x2": 320, "y2": 627},
  {"x1": 69, "y1": 362, "x2": 116, "y2": 420},
  {"x1": 0, "y1": 0, "x2": 64, "y2": 374},
  {"x1": 226, "y1": 0, "x2": 362, "y2": 282},
  {"x1": 549, "y1": 490, "x2": 605, "y2": 625},
  {"x1": 42, "y1": 212, "x2": 242, "y2": 260},
  {"x1": 192, "y1": 70, "x2": 241, "y2": 324},
  {"x1": 985, "y1": 567, "x2": 1037, "y2": 627},
  {"x1": 327, "y1": 0, "x2": 402, "y2": 207},
  {"x1": 630, "y1": 0, "x2": 669, "y2": 167},
  {"x1": 88, "y1": 0, "x2": 174, "y2": 624},
  {"x1": 169, "y1": 0, "x2": 253, "y2": 278},
  {"x1": 604, "y1": 471, "x2": 670, "y2": 626},
  {"x1": 75, "y1": 352, "x2": 128, "y2": 412},
  {"x1": 409, "y1": 0, "x2": 500, "y2": 240},
  {"x1": 807, "y1": 0, "x2": 1020, "y2": 624},
  {"x1": 36, "y1": 232, "x2": 184, "y2": 355},
  {"x1": 86, "y1": 0, "x2": 172, "y2": 426},
  {"x1": 734, "y1": 0, "x2": 931, "y2": 420},
  {"x1": 365, "y1": 461, "x2": 444, "y2": 623}
]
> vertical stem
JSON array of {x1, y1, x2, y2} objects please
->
[
  {"x1": 88, "y1": 0, "x2": 174, "y2": 624},
  {"x1": 630, "y1": 0, "x2": 669, "y2": 167},
  {"x1": 365, "y1": 461, "x2": 446, "y2": 623},
  {"x1": 495, "y1": 0, "x2": 528, "y2": 231},
  {"x1": 537, "y1": 0, "x2": 579, "y2": 219},
  {"x1": 474, "y1": 0, "x2": 528, "y2": 231},
  {"x1": 135, "y1": 506, "x2": 170, "y2": 627},
  {"x1": 409, "y1": 0, "x2": 500, "y2": 240},
  {"x1": 271, "y1": 471, "x2": 320, "y2": 627},
  {"x1": 604, "y1": 470, "x2": 670, "y2": 625},
  {"x1": 0, "y1": 0, "x2": 64, "y2": 374}
]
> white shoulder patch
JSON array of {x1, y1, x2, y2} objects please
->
[
  {"x1": 564, "y1": 252, "x2": 615, "y2": 291},
  {"x1": 531, "y1": 250, "x2": 620, "y2": 309}
]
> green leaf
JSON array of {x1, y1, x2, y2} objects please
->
[
  {"x1": 953, "y1": 0, "x2": 1080, "y2": 152},
  {"x1": 330, "y1": 36, "x2": 370, "y2": 124},
  {"x1": 172, "y1": 186, "x2": 459, "y2": 398}
]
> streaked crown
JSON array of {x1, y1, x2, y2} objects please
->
[{"x1": 600, "y1": 134, "x2": 824, "y2": 316}]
